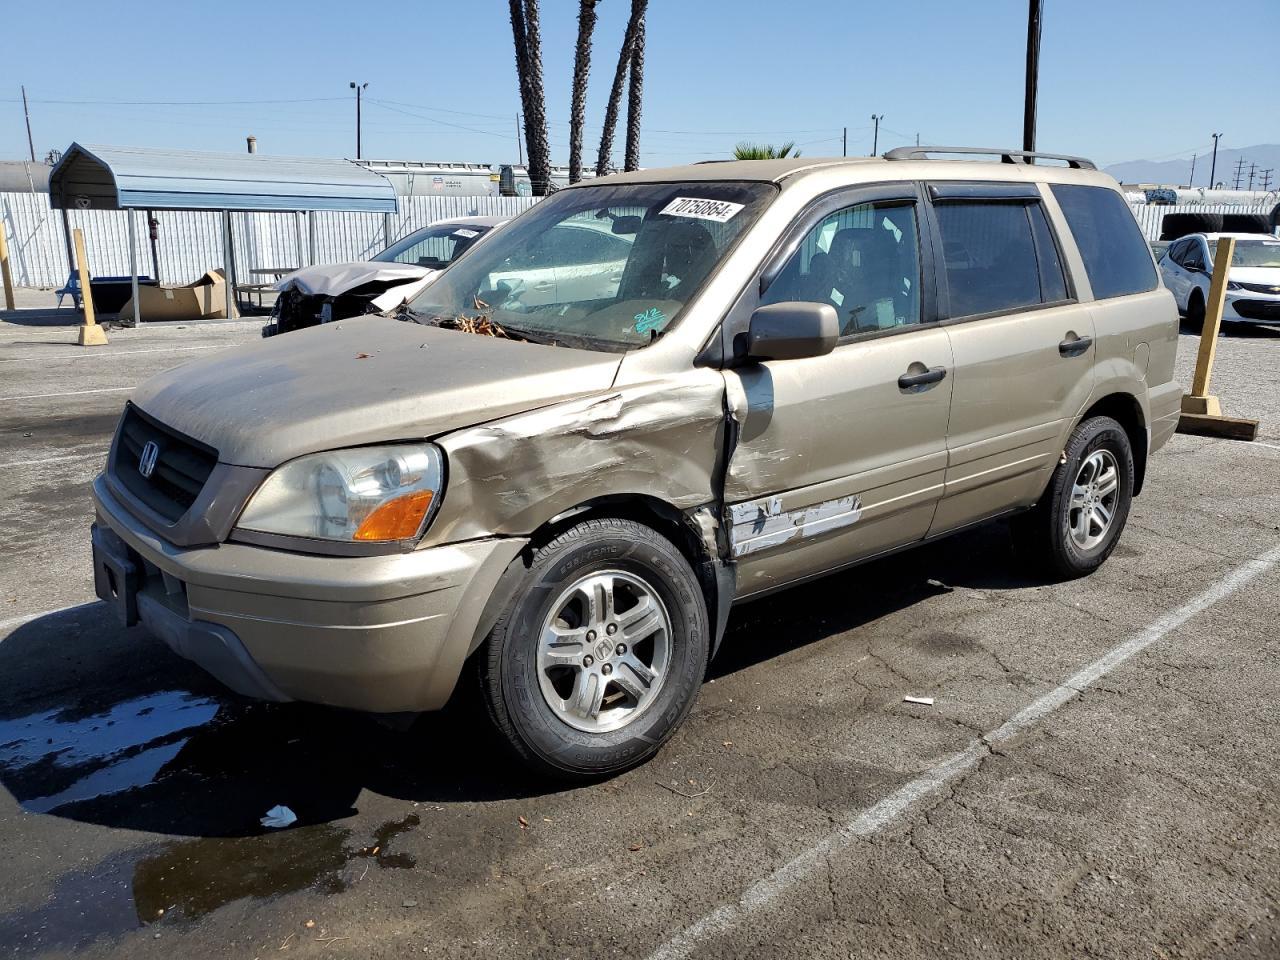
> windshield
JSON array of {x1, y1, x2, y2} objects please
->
[
  {"x1": 375, "y1": 223, "x2": 492, "y2": 269},
  {"x1": 1208, "y1": 238, "x2": 1280, "y2": 269},
  {"x1": 406, "y1": 181, "x2": 775, "y2": 350}
]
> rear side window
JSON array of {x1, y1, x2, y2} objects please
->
[
  {"x1": 1050, "y1": 184, "x2": 1157, "y2": 299},
  {"x1": 934, "y1": 201, "x2": 1068, "y2": 318}
]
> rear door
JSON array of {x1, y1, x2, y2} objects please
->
[
  {"x1": 924, "y1": 182, "x2": 1096, "y2": 534},
  {"x1": 723, "y1": 184, "x2": 954, "y2": 595}
]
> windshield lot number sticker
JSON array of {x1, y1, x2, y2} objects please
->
[
  {"x1": 634, "y1": 307, "x2": 668, "y2": 334},
  {"x1": 660, "y1": 197, "x2": 745, "y2": 223}
]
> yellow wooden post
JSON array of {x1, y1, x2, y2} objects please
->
[
  {"x1": 0, "y1": 223, "x2": 15, "y2": 311},
  {"x1": 1183, "y1": 237, "x2": 1234, "y2": 414},
  {"x1": 74, "y1": 228, "x2": 108, "y2": 347},
  {"x1": 1177, "y1": 235, "x2": 1259, "y2": 440}
]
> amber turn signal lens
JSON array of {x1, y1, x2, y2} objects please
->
[{"x1": 352, "y1": 489, "x2": 434, "y2": 541}]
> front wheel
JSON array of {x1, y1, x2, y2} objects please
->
[
  {"x1": 1184, "y1": 290, "x2": 1205, "y2": 334},
  {"x1": 477, "y1": 517, "x2": 709, "y2": 781},
  {"x1": 1013, "y1": 416, "x2": 1134, "y2": 579}
]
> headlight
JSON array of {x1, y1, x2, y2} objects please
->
[{"x1": 237, "y1": 444, "x2": 444, "y2": 542}]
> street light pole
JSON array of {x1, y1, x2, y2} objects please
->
[
  {"x1": 350, "y1": 81, "x2": 368, "y2": 159},
  {"x1": 870, "y1": 114, "x2": 883, "y2": 156},
  {"x1": 1209, "y1": 133, "x2": 1222, "y2": 189},
  {"x1": 1022, "y1": 0, "x2": 1043, "y2": 152}
]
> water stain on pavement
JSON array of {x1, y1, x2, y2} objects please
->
[
  {"x1": 0, "y1": 814, "x2": 423, "y2": 954},
  {"x1": 0, "y1": 691, "x2": 219, "y2": 813}
]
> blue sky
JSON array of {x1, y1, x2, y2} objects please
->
[{"x1": 3, "y1": 0, "x2": 1276, "y2": 170}]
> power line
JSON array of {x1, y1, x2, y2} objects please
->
[{"x1": 0, "y1": 95, "x2": 347, "y2": 106}]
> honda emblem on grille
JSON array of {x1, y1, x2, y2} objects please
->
[{"x1": 138, "y1": 440, "x2": 160, "y2": 479}]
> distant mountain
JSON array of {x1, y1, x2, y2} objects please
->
[{"x1": 1104, "y1": 144, "x2": 1280, "y2": 188}]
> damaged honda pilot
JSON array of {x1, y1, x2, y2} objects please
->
[{"x1": 91, "y1": 148, "x2": 1182, "y2": 779}]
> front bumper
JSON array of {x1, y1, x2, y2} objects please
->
[
  {"x1": 1224, "y1": 293, "x2": 1280, "y2": 324},
  {"x1": 91, "y1": 474, "x2": 527, "y2": 713}
]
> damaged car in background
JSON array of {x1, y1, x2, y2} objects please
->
[
  {"x1": 89, "y1": 148, "x2": 1181, "y2": 781},
  {"x1": 263, "y1": 215, "x2": 506, "y2": 336}
]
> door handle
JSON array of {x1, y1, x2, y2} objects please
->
[
  {"x1": 1058, "y1": 335, "x2": 1093, "y2": 357},
  {"x1": 898, "y1": 365, "x2": 947, "y2": 389}
]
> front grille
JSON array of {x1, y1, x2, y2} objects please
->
[
  {"x1": 1232, "y1": 299, "x2": 1280, "y2": 322},
  {"x1": 112, "y1": 405, "x2": 218, "y2": 523},
  {"x1": 1236, "y1": 281, "x2": 1280, "y2": 295}
]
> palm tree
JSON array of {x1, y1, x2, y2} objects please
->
[
  {"x1": 568, "y1": 0, "x2": 600, "y2": 184},
  {"x1": 732, "y1": 141, "x2": 801, "y2": 160},
  {"x1": 623, "y1": 3, "x2": 646, "y2": 172},
  {"x1": 596, "y1": 0, "x2": 647, "y2": 176},
  {"x1": 509, "y1": 0, "x2": 552, "y2": 195}
]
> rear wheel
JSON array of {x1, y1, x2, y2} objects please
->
[
  {"x1": 1013, "y1": 416, "x2": 1134, "y2": 579},
  {"x1": 477, "y1": 517, "x2": 709, "y2": 781}
]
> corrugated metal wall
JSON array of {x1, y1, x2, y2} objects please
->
[
  {"x1": 1, "y1": 192, "x2": 1273, "y2": 289},
  {"x1": 0, "y1": 192, "x2": 538, "y2": 288}
]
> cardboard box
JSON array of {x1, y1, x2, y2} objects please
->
[{"x1": 116, "y1": 269, "x2": 238, "y2": 322}]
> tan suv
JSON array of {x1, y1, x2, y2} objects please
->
[{"x1": 90, "y1": 147, "x2": 1182, "y2": 779}]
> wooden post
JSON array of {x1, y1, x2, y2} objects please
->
[
  {"x1": 0, "y1": 222, "x2": 15, "y2": 311},
  {"x1": 1177, "y1": 236, "x2": 1257, "y2": 440},
  {"x1": 74, "y1": 228, "x2": 108, "y2": 346}
]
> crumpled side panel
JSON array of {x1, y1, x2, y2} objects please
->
[{"x1": 427, "y1": 369, "x2": 727, "y2": 543}]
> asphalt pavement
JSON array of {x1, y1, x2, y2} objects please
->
[{"x1": 0, "y1": 308, "x2": 1277, "y2": 959}]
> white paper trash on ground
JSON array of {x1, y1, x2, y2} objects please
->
[{"x1": 903, "y1": 696, "x2": 935, "y2": 706}]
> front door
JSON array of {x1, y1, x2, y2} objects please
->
[{"x1": 723, "y1": 188, "x2": 954, "y2": 596}]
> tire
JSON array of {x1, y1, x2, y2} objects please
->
[
  {"x1": 1013, "y1": 416, "x2": 1134, "y2": 580},
  {"x1": 477, "y1": 517, "x2": 709, "y2": 781},
  {"x1": 1185, "y1": 291, "x2": 1205, "y2": 334}
]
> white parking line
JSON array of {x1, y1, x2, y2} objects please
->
[
  {"x1": 1253, "y1": 441, "x2": 1280, "y2": 452},
  {"x1": 0, "y1": 451, "x2": 105, "y2": 469},
  {"x1": 645, "y1": 542, "x2": 1280, "y2": 960},
  {"x1": 0, "y1": 345, "x2": 223, "y2": 364},
  {"x1": 0, "y1": 601, "x2": 101, "y2": 637},
  {"x1": 0, "y1": 387, "x2": 133, "y2": 401}
]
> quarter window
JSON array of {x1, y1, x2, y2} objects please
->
[
  {"x1": 1050, "y1": 184, "x2": 1157, "y2": 299},
  {"x1": 935, "y1": 201, "x2": 1066, "y2": 318},
  {"x1": 762, "y1": 200, "x2": 922, "y2": 335}
]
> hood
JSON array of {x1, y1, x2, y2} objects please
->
[
  {"x1": 275, "y1": 261, "x2": 430, "y2": 298},
  {"x1": 130, "y1": 316, "x2": 623, "y2": 468},
  {"x1": 1230, "y1": 266, "x2": 1280, "y2": 287}
]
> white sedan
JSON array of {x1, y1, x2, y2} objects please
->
[{"x1": 1159, "y1": 232, "x2": 1280, "y2": 330}]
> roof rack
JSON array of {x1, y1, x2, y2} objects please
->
[{"x1": 883, "y1": 146, "x2": 1096, "y2": 170}]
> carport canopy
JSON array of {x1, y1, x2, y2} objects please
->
[
  {"x1": 48, "y1": 143, "x2": 398, "y2": 326},
  {"x1": 48, "y1": 142, "x2": 398, "y2": 213}
]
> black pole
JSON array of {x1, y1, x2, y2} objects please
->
[
  {"x1": 21, "y1": 85, "x2": 36, "y2": 162},
  {"x1": 870, "y1": 114, "x2": 882, "y2": 156},
  {"x1": 350, "y1": 81, "x2": 367, "y2": 159},
  {"x1": 1023, "y1": 0, "x2": 1042, "y2": 153},
  {"x1": 1209, "y1": 133, "x2": 1222, "y2": 189},
  {"x1": 842, "y1": 127, "x2": 846, "y2": 157}
]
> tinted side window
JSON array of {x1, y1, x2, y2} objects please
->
[
  {"x1": 934, "y1": 201, "x2": 1045, "y2": 317},
  {"x1": 1028, "y1": 203, "x2": 1068, "y2": 303},
  {"x1": 761, "y1": 200, "x2": 922, "y2": 335},
  {"x1": 1050, "y1": 184, "x2": 1157, "y2": 299}
]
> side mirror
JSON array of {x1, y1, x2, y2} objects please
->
[{"x1": 745, "y1": 301, "x2": 839, "y2": 362}]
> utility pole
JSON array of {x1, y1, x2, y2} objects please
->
[
  {"x1": 1023, "y1": 0, "x2": 1043, "y2": 152},
  {"x1": 515, "y1": 114, "x2": 524, "y2": 166},
  {"x1": 842, "y1": 127, "x2": 846, "y2": 157},
  {"x1": 1260, "y1": 169, "x2": 1273, "y2": 192},
  {"x1": 1232, "y1": 156, "x2": 1246, "y2": 190},
  {"x1": 1247, "y1": 162, "x2": 1256, "y2": 191},
  {"x1": 870, "y1": 114, "x2": 883, "y2": 156},
  {"x1": 1209, "y1": 133, "x2": 1222, "y2": 189},
  {"x1": 20, "y1": 85, "x2": 36, "y2": 162},
  {"x1": 349, "y1": 81, "x2": 368, "y2": 159},
  {"x1": 1189, "y1": 153, "x2": 1197, "y2": 187}
]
